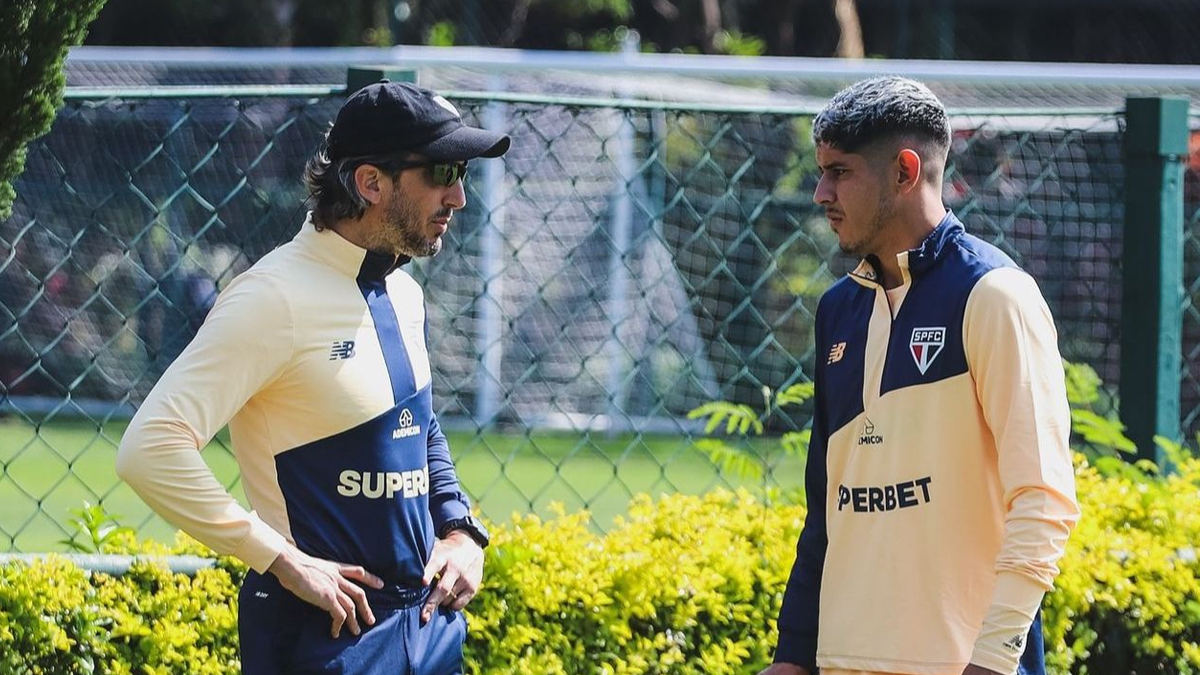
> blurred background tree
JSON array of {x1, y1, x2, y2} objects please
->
[
  {"x1": 0, "y1": 0, "x2": 109, "y2": 220},
  {"x1": 78, "y1": 0, "x2": 1200, "y2": 64}
]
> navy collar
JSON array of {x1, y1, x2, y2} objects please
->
[
  {"x1": 906, "y1": 211, "x2": 964, "y2": 276},
  {"x1": 357, "y1": 250, "x2": 411, "y2": 283},
  {"x1": 295, "y1": 214, "x2": 412, "y2": 283},
  {"x1": 850, "y1": 211, "x2": 964, "y2": 286}
]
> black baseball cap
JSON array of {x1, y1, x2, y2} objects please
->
[{"x1": 326, "y1": 80, "x2": 510, "y2": 162}]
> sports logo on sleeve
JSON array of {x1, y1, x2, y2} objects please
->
[
  {"x1": 1002, "y1": 633, "x2": 1027, "y2": 652},
  {"x1": 909, "y1": 327, "x2": 945, "y2": 375}
]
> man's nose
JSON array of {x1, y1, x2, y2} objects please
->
[
  {"x1": 445, "y1": 179, "x2": 467, "y2": 210},
  {"x1": 813, "y1": 174, "x2": 833, "y2": 205}
]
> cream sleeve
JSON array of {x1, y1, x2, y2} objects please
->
[
  {"x1": 963, "y1": 267, "x2": 1081, "y2": 674},
  {"x1": 115, "y1": 271, "x2": 294, "y2": 572}
]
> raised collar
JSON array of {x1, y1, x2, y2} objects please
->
[
  {"x1": 905, "y1": 211, "x2": 964, "y2": 276},
  {"x1": 849, "y1": 211, "x2": 964, "y2": 287},
  {"x1": 294, "y1": 213, "x2": 410, "y2": 283}
]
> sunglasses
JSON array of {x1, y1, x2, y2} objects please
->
[{"x1": 390, "y1": 160, "x2": 470, "y2": 187}]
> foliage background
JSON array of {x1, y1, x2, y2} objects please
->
[
  {"x1": 0, "y1": 0, "x2": 109, "y2": 220},
  {"x1": 4, "y1": 365, "x2": 1200, "y2": 674},
  {"x1": 80, "y1": 0, "x2": 1200, "y2": 63},
  {"x1": 5, "y1": 461, "x2": 1200, "y2": 675}
]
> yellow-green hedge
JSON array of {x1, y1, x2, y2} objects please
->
[
  {"x1": 462, "y1": 491, "x2": 800, "y2": 675},
  {"x1": 3, "y1": 455, "x2": 1200, "y2": 674}
]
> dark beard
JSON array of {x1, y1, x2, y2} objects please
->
[
  {"x1": 841, "y1": 193, "x2": 893, "y2": 257},
  {"x1": 374, "y1": 188, "x2": 442, "y2": 258}
]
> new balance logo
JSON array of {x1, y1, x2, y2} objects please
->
[
  {"x1": 1003, "y1": 633, "x2": 1026, "y2": 652},
  {"x1": 329, "y1": 340, "x2": 356, "y2": 360},
  {"x1": 828, "y1": 342, "x2": 847, "y2": 364}
]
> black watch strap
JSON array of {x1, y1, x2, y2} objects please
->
[{"x1": 438, "y1": 515, "x2": 489, "y2": 548}]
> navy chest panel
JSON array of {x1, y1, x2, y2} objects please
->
[
  {"x1": 818, "y1": 242, "x2": 1011, "y2": 436},
  {"x1": 275, "y1": 389, "x2": 433, "y2": 585},
  {"x1": 880, "y1": 238, "x2": 1017, "y2": 396},
  {"x1": 274, "y1": 276, "x2": 434, "y2": 586},
  {"x1": 818, "y1": 283, "x2": 872, "y2": 436},
  {"x1": 879, "y1": 272, "x2": 973, "y2": 396}
]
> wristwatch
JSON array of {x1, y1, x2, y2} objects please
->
[{"x1": 438, "y1": 514, "x2": 490, "y2": 549}]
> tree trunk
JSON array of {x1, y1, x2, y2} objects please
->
[
  {"x1": 833, "y1": 0, "x2": 864, "y2": 58},
  {"x1": 271, "y1": 0, "x2": 297, "y2": 46},
  {"x1": 700, "y1": 0, "x2": 721, "y2": 53},
  {"x1": 771, "y1": 0, "x2": 802, "y2": 55},
  {"x1": 651, "y1": 0, "x2": 679, "y2": 20},
  {"x1": 500, "y1": 0, "x2": 531, "y2": 46}
]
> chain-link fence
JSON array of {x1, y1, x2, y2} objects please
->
[
  {"x1": 0, "y1": 86, "x2": 1144, "y2": 551},
  {"x1": 1181, "y1": 119, "x2": 1200, "y2": 433}
]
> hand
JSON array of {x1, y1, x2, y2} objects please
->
[
  {"x1": 755, "y1": 663, "x2": 811, "y2": 675},
  {"x1": 420, "y1": 530, "x2": 484, "y2": 624},
  {"x1": 267, "y1": 544, "x2": 385, "y2": 639},
  {"x1": 962, "y1": 665, "x2": 1003, "y2": 675}
]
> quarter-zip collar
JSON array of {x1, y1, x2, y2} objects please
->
[
  {"x1": 358, "y1": 250, "x2": 409, "y2": 283},
  {"x1": 848, "y1": 211, "x2": 965, "y2": 288},
  {"x1": 295, "y1": 212, "x2": 411, "y2": 283}
]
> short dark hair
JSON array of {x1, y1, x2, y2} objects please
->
[
  {"x1": 302, "y1": 146, "x2": 409, "y2": 229},
  {"x1": 812, "y1": 77, "x2": 951, "y2": 154}
]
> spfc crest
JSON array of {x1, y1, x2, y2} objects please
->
[{"x1": 909, "y1": 327, "x2": 945, "y2": 375}]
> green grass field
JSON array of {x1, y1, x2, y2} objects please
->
[{"x1": 0, "y1": 416, "x2": 802, "y2": 552}]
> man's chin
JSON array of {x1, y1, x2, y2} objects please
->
[{"x1": 402, "y1": 239, "x2": 442, "y2": 259}]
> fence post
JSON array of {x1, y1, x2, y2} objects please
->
[
  {"x1": 603, "y1": 33, "x2": 642, "y2": 434},
  {"x1": 475, "y1": 75, "x2": 509, "y2": 428},
  {"x1": 1120, "y1": 96, "x2": 1189, "y2": 462},
  {"x1": 345, "y1": 66, "x2": 417, "y2": 93}
]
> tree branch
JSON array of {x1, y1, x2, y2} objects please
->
[{"x1": 833, "y1": 0, "x2": 864, "y2": 58}]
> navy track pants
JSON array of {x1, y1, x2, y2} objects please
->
[{"x1": 238, "y1": 570, "x2": 466, "y2": 675}]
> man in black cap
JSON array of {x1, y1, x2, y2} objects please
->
[{"x1": 117, "y1": 80, "x2": 510, "y2": 675}]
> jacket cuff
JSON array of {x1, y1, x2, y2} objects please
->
[
  {"x1": 430, "y1": 497, "x2": 471, "y2": 534},
  {"x1": 773, "y1": 631, "x2": 816, "y2": 671},
  {"x1": 970, "y1": 571, "x2": 1047, "y2": 674},
  {"x1": 233, "y1": 514, "x2": 289, "y2": 574}
]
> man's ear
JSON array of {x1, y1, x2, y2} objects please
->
[
  {"x1": 896, "y1": 148, "x2": 923, "y2": 193},
  {"x1": 354, "y1": 164, "x2": 385, "y2": 206}
]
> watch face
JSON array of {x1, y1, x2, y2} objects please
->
[
  {"x1": 465, "y1": 516, "x2": 489, "y2": 544},
  {"x1": 468, "y1": 516, "x2": 489, "y2": 537}
]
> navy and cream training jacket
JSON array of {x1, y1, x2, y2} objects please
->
[{"x1": 774, "y1": 213, "x2": 1079, "y2": 675}]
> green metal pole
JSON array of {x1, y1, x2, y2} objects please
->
[
  {"x1": 346, "y1": 66, "x2": 418, "y2": 94},
  {"x1": 1120, "y1": 96, "x2": 1189, "y2": 462},
  {"x1": 936, "y1": 0, "x2": 955, "y2": 60}
]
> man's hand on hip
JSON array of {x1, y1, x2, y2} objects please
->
[
  {"x1": 755, "y1": 663, "x2": 810, "y2": 675},
  {"x1": 267, "y1": 544, "x2": 385, "y2": 639},
  {"x1": 963, "y1": 665, "x2": 1003, "y2": 675},
  {"x1": 420, "y1": 530, "x2": 484, "y2": 624}
]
